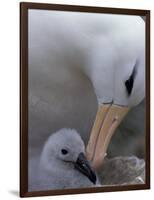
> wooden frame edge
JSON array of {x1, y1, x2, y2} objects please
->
[{"x1": 20, "y1": 2, "x2": 150, "y2": 197}]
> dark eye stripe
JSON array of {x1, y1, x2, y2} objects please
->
[{"x1": 125, "y1": 66, "x2": 137, "y2": 96}]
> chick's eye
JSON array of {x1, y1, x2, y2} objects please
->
[{"x1": 61, "y1": 149, "x2": 68, "y2": 155}]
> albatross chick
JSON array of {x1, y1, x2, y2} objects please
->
[{"x1": 29, "y1": 128, "x2": 100, "y2": 191}]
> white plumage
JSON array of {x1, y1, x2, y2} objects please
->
[{"x1": 29, "y1": 10, "x2": 145, "y2": 107}]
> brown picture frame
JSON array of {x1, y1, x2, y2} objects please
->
[{"x1": 20, "y1": 2, "x2": 150, "y2": 197}]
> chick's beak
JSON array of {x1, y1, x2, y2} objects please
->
[
  {"x1": 75, "y1": 152, "x2": 96, "y2": 184},
  {"x1": 86, "y1": 104, "x2": 130, "y2": 169}
]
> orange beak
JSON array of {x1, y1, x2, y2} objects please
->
[{"x1": 86, "y1": 104, "x2": 130, "y2": 170}]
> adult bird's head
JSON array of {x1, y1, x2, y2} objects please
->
[{"x1": 86, "y1": 23, "x2": 145, "y2": 169}]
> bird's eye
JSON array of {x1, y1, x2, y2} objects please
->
[{"x1": 61, "y1": 149, "x2": 68, "y2": 155}]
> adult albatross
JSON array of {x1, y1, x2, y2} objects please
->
[
  {"x1": 85, "y1": 15, "x2": 145, "y2": 169},
  {"x1": 29, "y1": 10, "x2": 145, "y2": 170}
]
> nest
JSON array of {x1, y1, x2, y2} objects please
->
[{"x1": 98, "y1": 156, "x2": 145, "y2": 185}]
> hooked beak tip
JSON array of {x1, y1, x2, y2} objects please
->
[{"x1": 75, "y1": 152, "x2": 97, "y2": 184}]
